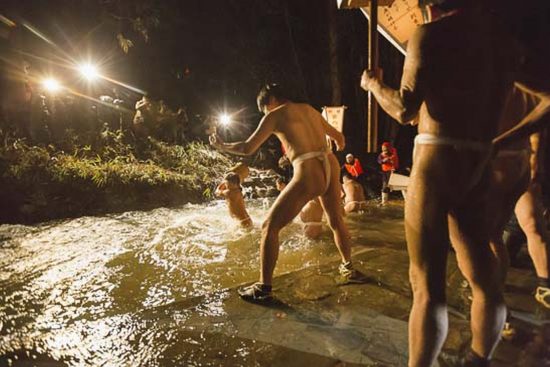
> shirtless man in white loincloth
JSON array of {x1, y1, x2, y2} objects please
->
[{"x1": 210, "y1": 84, "x2": 365, "y2": 302}]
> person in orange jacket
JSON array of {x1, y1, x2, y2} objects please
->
[
  {"x1": 377, "y1": 142, "x2": 399, "y2": 204},
  {"x1": 343, "y1": 153, "x2": 364, "y2": 180}
]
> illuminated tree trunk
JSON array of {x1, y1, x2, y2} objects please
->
[{"x1": 282, "y1": 0, "x2": 308, "y2": 101}]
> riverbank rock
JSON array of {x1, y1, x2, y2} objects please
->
[{"x1": 242, "y1": 167, "x2": 280, "y2": 199}]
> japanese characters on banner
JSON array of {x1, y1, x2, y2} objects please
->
[
  {"x1": 322, "y1": 106, "x2": 345, "y2": 148},
  {"x1": 360, "y1": 0, "x2": 424, "y2": 55}
]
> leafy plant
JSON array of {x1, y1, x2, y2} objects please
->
[{"x1": 0, "y1": 132, "x2": 238, "y2": 223}]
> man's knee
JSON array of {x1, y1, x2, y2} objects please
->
[
  {"x1": 262, "y1": 217, "x2": 282, "y2": 235},
  {"x1": 489, "y1": 240, "x2": 510, "y2": 268},
  {"x1": 325, "y1": 212, "x2": 343, "y2": 231},
  {"x1": 464, "y1": 266, "x2": 503, "y2": 301},
  {"x1": 471, "y1": 283, "x2": 504, "y2": 305},
  {"x1": 409, "y1": 266, "x2": 446, "y2": 304},
  {"x1": 344, "y1": 203, "x2": 356, "y2": 214}
]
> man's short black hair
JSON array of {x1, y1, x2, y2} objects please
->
[
  {"x1": 256, "y1": 83, "x2": 289, "y2": 112},
  {"x1": 275, "y1": 176, "x2": 288, "y2": 185},
  {"x1": 224, "y1": 172, "x2": 241, "y2": 186}
]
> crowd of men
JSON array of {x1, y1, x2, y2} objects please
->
[
  {"x1": 0, "y1": 63, "x2": 203, "y2": 146},
  {"x1": 209, "y1": 1, "x2": 550, "y2": 366},
  {"x1": 2, "y1": 0, "x2": 549, "y2": 364}
]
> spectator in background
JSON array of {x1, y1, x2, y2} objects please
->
[
  {"x1": 157, "y1": 100, "x2": 180, "y2": 143},
  {"x1": 132, "y1": 96, "x2": 158, "y2": 138},
  {"x1": 1, "y1": 59, "x2": 33, "y2": 139},
  {"x1": 176, "y1": 106, "x2": 189, "y2": 142},
  {"x1": 342, "y1": 153, "x2": 364, "y2": 181},
  {"x1": 377, "y1": 142, "x2": 399, "y2": 205}
]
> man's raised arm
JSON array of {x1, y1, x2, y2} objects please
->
[
  {"x1": 210, "y1": 114, "x2": 276, "y2": 156},
  {"x1": 360, "y1": 28, "x2": 425, "y2": 125},
  {"x1": 493, "y1": 97, "x2": 550, "y2": 147}
]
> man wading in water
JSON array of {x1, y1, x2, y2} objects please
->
[{"x1": 209, "y1": 84, "x2": 366, "y2": 302}]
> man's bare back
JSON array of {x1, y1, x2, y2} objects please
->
[
  {"x1": 210, "y1": 84, "x2": 364, "y2": 302},
  {"x1": 414, "y1": 16, "x2": 513, "y2": 140},
  {"x1": 268, "y1": 102, "x2": 342, "y2": 161},
  {"x1": 342, "y1": 174, "x2": 367, "y2": 213}
]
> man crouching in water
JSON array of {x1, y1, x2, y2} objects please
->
[
  {"x1": 276, "y1": 176, "x2": 324, "y2": 239},
  {"x1": 342, "y1": 171, "x2": 368, "y2": 214},
  {"x1": 215, "y1": 172, "x2": 253, "y2": 228},
  {"x1": 299, "y1": 197, "x2": 324, "y2": 240},
  {"x1": 210, "y1": 84, "x2": 365, "y2": 302}
]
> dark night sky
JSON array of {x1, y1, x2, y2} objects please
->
[{"x1": 1, "y1": 0, "x2": 414, "y2": 166}]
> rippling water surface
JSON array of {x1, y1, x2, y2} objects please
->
[{"x1": 0, "y1": 199, "x2": 405, "y2": 366}]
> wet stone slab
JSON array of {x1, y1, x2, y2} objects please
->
[
  {"x1": 144, "y1": 291, "x2": 410, "y2": 366},
  {"x1": 141, "y1": 246, "x2": 550, "y2": 367},
  {"x1": 140, "y1": 249, "x2": 415, "y2": 366}
]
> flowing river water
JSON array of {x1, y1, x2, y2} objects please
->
[{"x1": 0, "y1": 199, "x2": 407, "y2": 366}]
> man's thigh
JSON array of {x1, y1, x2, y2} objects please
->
[
  {"x1": 405, "y1": 169, "x2": 450, "y2": 281},
  {"x1": 267, "y1": 180, "x2": 315, "y2": 229},
  {"x1": 515, "y1": 184, "x2": 541, "y2": 220},
  {"x1": 449, "y1": 173, "x2": 499, "y2": 286},
  {"x1": 487, "y1": 163, "x2": 530, "y2": 238}
]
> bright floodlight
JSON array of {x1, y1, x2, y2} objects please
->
[
  {"x1": 219, "y1": 113, "x2": 232, "y2": 126},
  {"x1": 42, "y1": 78, "x2": 61, "y2": 92},
  {"x1": 79, "y1": 63, "x2": 99, "y2": 81}
]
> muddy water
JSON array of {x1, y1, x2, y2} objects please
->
[{"x1": 0, "y1": 199, "x2": 405, "y2": 366}]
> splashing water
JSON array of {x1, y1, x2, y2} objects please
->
[{"x1": 0, "y1": 199, "x2": 405, "y2": 366}]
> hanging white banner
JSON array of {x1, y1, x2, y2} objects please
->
[
  {"x1": 322, "y1": 106, "x2": 345, "y2": 132},
  {"x1": 322, "y1": 106, "x2": 346, "y2": 149}
]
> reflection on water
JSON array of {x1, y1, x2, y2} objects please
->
[{"x1": 0, "y1": 199, "x2": 405, "y2": 366}]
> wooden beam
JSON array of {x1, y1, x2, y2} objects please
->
[
  {"x1": 337, "y1": 0, "x2": 394, "y2": 9},
  {"x1": 367, "y1": 0, "x2": 379, "y2": 153}
]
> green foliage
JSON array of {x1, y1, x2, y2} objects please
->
[
  {"x1": 1, "y1": 137, "x2": 231, "y2": 190},
  {"x1": 0, "y1": 133, "x2": 235, "y2": 223},
  {"x1": 117, "y1": 33, "x2": 135, "y2": 54},
  {"x1": 101, "y1": 0, "x2": 161, "y2": 53}
]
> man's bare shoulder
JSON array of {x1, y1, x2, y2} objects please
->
[
  {"x1": 266, "y1": 102, "x2": 316, "y2": 121},
  {"x1": 411, "y1": 13, "x2": 468, "y2": 45},
  {"x1": 406, "y1": 14, "x2": 478, "y2": 60},
  {"x1": 300, "y1": 102, "x2": 318, "y2": 112},
  {"x1": 294, "y1": 103, "x2": 323, "y2": 119},
  {"x1": 415, "y1": 16, "x2": 456, "y2": 46},
  {"x1": 264, "y1": 103, "x2": 288, "y2": 120},
  {"x1": 402, "y1": 23, "x2": 433, "y2": 60}
]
